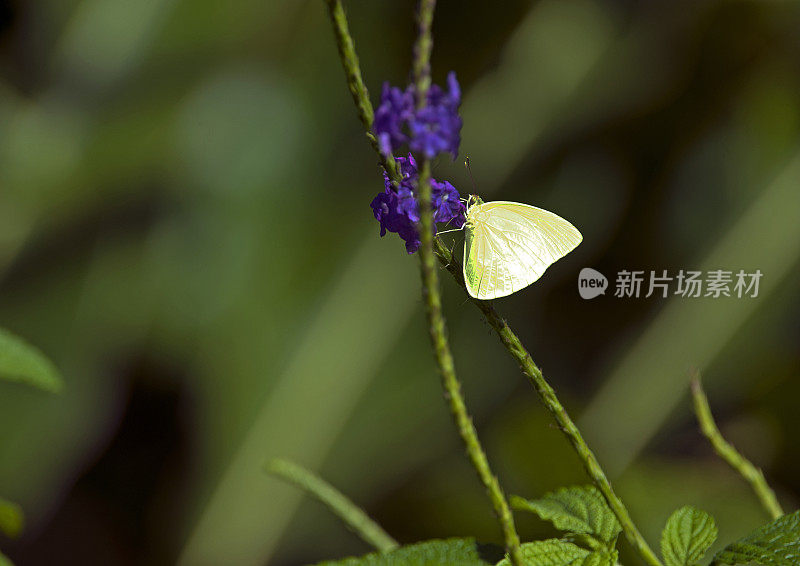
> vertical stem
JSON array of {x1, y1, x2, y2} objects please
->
[
  {"x1": 412, "y1": 0, "x2": 436, "y2": 99},
  {"x1": 417, "y1": 162, "x2": 523, "y2": 566},
  {"x1": 690, "y1": 375, "x2": 783, "y2": 520},
  {"x1": 411, "y1": 3, "x2": 522, "y2": 564},
  {"x1": 266, "y1": 458, "x2": 399, "y2": 552}
]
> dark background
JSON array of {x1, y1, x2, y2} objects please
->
[{"x1": 0, "y1": 0, "x2": 799, "y2": 564}]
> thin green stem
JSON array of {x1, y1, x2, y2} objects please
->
[
  {"x1": 411, "y1": 2, "x2": 522, "y2": 562},
  {"x1": 433, "y1": 239, "x2": 663, "y2": 566},
  {"x1": 412, "y1": 0, "x2": 436, "y2": 100},
  {"x1": 690, "y1": 374, "x2": 783, "y2": 520},
  {"x1": 417, "y1": 161, "x2": 523, "y2": 566},
  {"x1": 323, "y1": 0, "x2": 398, "y2": 181},
  {"x1": 265, "y1": 458, "x2": 399, "y2": 552}
]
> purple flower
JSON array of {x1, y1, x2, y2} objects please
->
[
  {"x1": 397, "y1": 153, "x2": 418, "y2": 179},
  {"x1": 370, "y1": 185, "x2": 420, "y2": 253},
  {"x1": 409, "y1": 72, "x2": 462, "y2": 159},
  {"x1": 373, "y1": 83, "x2": 414, "y2": 157},
  {"x1": 370, "y1": 154, "x2": 467, "y2": 254},
  {"x1": 396, "y1": 183, "x2": 420, "y2": 223},
  {"x1": 373, "y1": 72, "x2": 463, "y2": 160},
  {"x1": 432, "y1": 179, "x2": 466, "y2": 226}
]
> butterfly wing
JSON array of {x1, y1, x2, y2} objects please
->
[
  {"x1": 463, "y1": 221, "x2": 485, "y2": 298},
  {"x1": 463, "y1": 201, "x2": 582, "y2": 300}
]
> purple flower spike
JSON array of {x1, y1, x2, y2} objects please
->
[
  {"x1": 373, "y1": 73, "x2": 463, "y2": 160},
  {"x1": 371, "y1": 154, "x2": 466, "y2": 254}
]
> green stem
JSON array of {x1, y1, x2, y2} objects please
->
[
  {"x1": 411, "y1": 3, "x2": 522, "y2": 563},
  {"x1": 323, "y1": 0, "x2": 398, "y2": 181},
  {"x1": 417, "y1": 162, "x2": 524, "y2": 566},
  {"x1": 433, "y1": 239, "x2": 663, "y2": 566},
  {"x1": 690, "y1": 374, "x2": 783, "y2": 520},
  {"x1": 412, "y1": 0, "x2": 436, "y2": 100},
  {"x1": 265, "y1": 458, "x2": 399, "y2": 552}
]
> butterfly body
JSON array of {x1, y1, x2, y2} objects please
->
[{"x1": 462, "y1": 195, "x2": 582, "y2": 300}]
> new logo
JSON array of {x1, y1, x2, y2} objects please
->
[{"x1": 578, "y1": 268, "x2": 608, "y2": 299}]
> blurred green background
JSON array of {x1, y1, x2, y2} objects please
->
[{"x1": 1, "y1": 0, "x2": 799, "y2": 564}]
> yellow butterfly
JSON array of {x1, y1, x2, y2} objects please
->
[{"x1": 460, "y1": 195, "x2": 582, "y2": 300}]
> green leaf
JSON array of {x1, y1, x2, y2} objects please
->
[
  {"x1": 713, "y1": 509, "x2": 800, "y2": 566},
  {"x1": 511, "y1": 486, "x2": 622, "y2": 544},
  {"x1": 0, "y1": 327, "x2": 63, "y2": 392},
  {"x1": 0, "y1": 550, "x2": 14, "y2": 566},
  {"x1": 313, "y1": 538, "x2": 503, "y2": 565},
  {"x1": 579, "y1": 550, "x2": 618, "y2": 566},
  {"x1": 660, "y1": 506, "x2": 717, "y2": 566},
  {"x1": 496, "y1": 539, "x2": 617, "y2": 566},
  {"x1": 0, "y1": 498, "x2": 23, "y2": 539}
]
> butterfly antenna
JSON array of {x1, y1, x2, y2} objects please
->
[{"x1": 465, "y1": 157, "x2": 479, "y2": 194}]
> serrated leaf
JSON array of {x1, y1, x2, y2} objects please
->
[
  {"x1": 561, "y1": 533, "x2": 606, "y2": 552},
  {"x1": 511, "y1": 486, "x2": 622, "y2": 543},
  {"x1": 313, "y1": 538, "x2": 503, "y2": 565},
  {"x1": 660, "y1": 506, "x2": 717, "y2": 566},
  {"x1": 581, "y1": 551, "x2": 617, "y2": 566},
  {"x1": 0, "y1": 327, "x2": 63, "y2": 392},
  {"x1": 713, "y1": 510, "x2": 800, "y2": 566},
  {"x1": 0, "y1": 498, "x2": 23, "y2": 539},
  {"x1": 496, "y1": 539, "x2": 617, "y2": 566}
]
